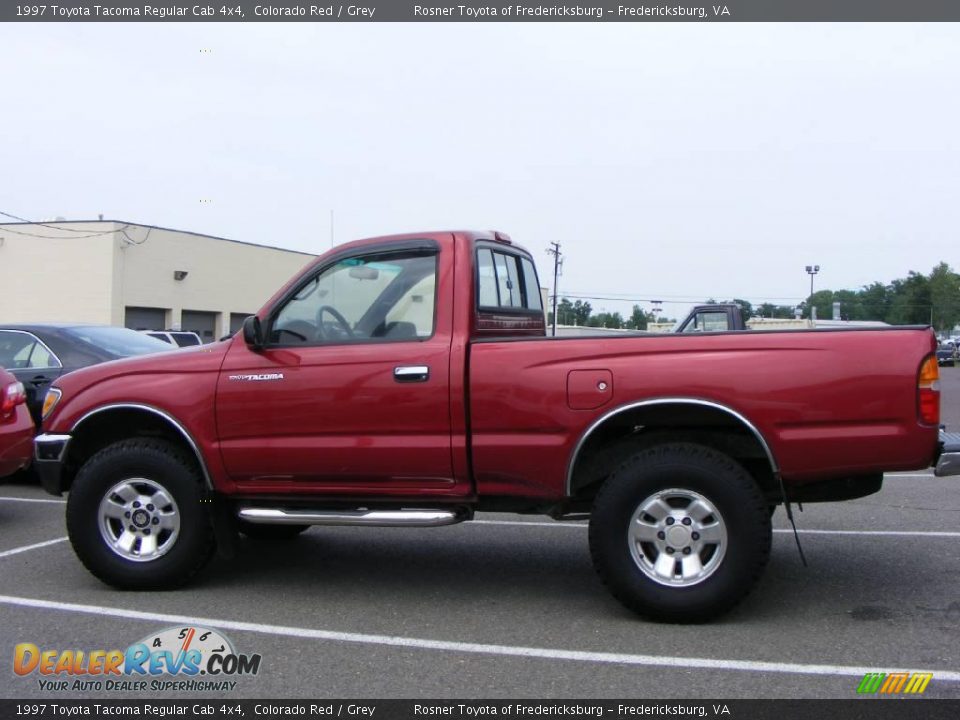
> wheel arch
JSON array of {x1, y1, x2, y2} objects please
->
[
  {"x1": 63, "y1": 404, "x2": 214, "y2": 492},
  {"x1": 566, "y1": 398, "x2": 780, "y2": 502}
]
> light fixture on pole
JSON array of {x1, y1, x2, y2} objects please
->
[
  {"x1": 805, "y1": 265, "x2": 820, "y2": 320},
  {"x1": 805, "y1": 265, "x2": 820, "y2": 298}
]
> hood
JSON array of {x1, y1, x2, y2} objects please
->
[{"x1": 53, "y1": 339, "x2": 232, "y2": 396}]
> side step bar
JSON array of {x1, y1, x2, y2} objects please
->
[{"x1": 237, "y1": 507, "x2": 467, "y2": 527}]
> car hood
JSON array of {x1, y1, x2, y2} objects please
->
[{"x1": 53, "y1": 340, "x2": 232, "y2": 396}]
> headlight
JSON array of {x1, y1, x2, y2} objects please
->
[{"x1": 42, "y1": 388, "x2": 62, "y2": 420}]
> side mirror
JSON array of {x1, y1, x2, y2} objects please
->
[{"x1": 242, "y1": 315, "x2": 263, "y2": 350}]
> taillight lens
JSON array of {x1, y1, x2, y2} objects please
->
[
  {"x1": 1, "y1": 382, "x2": 26, "y2": 422},
  {"x1": 918, "y1": 355, "x2": 940, "y2": 425}
]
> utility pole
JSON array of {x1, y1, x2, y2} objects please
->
[{"x1": 546, "y1": 242, "x2": 563, "y2": 337}]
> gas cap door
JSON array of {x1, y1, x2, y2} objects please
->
[{"x1": 567, "y1": 369, "x2": 613, "y2": 410}]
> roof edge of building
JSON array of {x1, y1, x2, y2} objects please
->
[{"x1": 0, "y1": 219, "x2": 318, "y2": 258}]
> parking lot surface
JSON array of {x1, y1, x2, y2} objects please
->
[{"x1": 0, "y1": 367, "x2": 957, "y2": 700}]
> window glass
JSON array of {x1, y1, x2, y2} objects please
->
[
  {"x1": 520, "y1": 258, "x2": 543, "y2": 311},
  {"x1": 26, "y1": 342, "x2": 58, "y2": 368},
  {"x1": 0, "y1": 333, "x2": 33, "y2": 369},
  {"x1": 477, "y1": 249, "x2": 542, "y2": 312},
  {"x1": 681, "y1": 312, "x2": 729, "y2": 333},
  {"x1": 494, "y1": 252, "x2": 522, "y2": 308},
  {"x1": 271, "y1": 251, "x2": 437, "y2": 344},
  {"x1": 700, "y1": 312, "x2": 730, "y2": 332},
  {"x1": 477, "y1": 249, "x2": 499, "y2": 306},
  {"x1": 0, "y1": 331, "x2": 62, "y2": 369},
  {"x1": 385, "y1": 273, "x2": 436, "y2": 338},
  {"x1": 172, "y1": 333, "x2": 201, "y2": 347}
]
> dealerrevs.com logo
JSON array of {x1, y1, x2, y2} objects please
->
[{"x1": 13, "y1": 626, "x2": 261, "y2": 693}]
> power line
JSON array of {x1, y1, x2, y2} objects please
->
[
  {"x1": 0, "y1": 209, "x2": 136, "y2": 241},
  {"x1": 0, "y1": 224, "x2": 132, "y2": 240}
]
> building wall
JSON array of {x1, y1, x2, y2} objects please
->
[
  {"x1": 0, "y1": 221, "x2": 316, "y2": 339},
  {"x1": 115, "y1": 223, "x2": 314, "y2": 338},
  {"x1": 0, "y1": 223, "x2": 118, "y2": 324}
]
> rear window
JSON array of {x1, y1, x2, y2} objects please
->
[
  {"x1": 171, "y1": 333, "x2": 201, "y2": 347},
  {"x1": 476, "y1": 248, "x2": 543, "y2": 312},
  {"x1": 64, "y1": 327, "x2": 171, "y2": 358}
]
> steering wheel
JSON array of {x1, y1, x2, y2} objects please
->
[{"x1": 315, "y1": 305, "x2": 354, "y2": 340}]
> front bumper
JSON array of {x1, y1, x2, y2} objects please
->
[
  {"x1": 936, "y1": 430, "x2": 960, "y2": 477},
  {"x1": 33, "y1": 433, "x2": 71, "y2": 495}
]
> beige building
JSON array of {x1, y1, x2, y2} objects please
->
[{"x1": 0, "y1": 220, "x2": 317, "y2": 342}]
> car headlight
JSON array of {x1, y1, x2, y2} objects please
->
[{"x1": 42, "y1": 388, "x2": 62, "y2": 420}]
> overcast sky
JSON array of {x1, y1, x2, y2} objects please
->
[{"x1": 1, "y1": 22, "x2": 956, "y2": 318}]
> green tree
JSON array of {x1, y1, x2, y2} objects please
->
[
  {"x1": 929, "y1": 262, "x2": 960, "y2": 332},
  {"x1": 625, "y1": 305, "x2": 647, "y2": 330},
  {"x1": 731, "y1": 298, "x2": 753, "y2": 325},
  {"x1": 888, "y1": 272, "x2": 932, "y2": 325},
  {"x1": 572, "y1": 300, "x2": 592, "y2": 326},
  {"x1": 857, "y1": 282, "x2": 891, "y2": 322},
  {"x1": 756, "y1": 303, "x2": 797, "y2": 319},
  {"x1": 808, "y1": 289, "x2": 834, "y2": 320}
]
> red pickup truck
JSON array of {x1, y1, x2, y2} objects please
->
[{"x1": 35, "y1": 231, "x2": 952, "y2": 622}]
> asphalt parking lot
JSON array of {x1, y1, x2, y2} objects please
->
[{"x1": 1, "y1": 367, "x2": 958, "y2": 700}]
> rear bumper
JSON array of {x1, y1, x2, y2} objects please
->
[
  {"x1": 935, "y1": 430, "x2": 960, "y2": 477},
  {"x1": 33, "y1": 433, "x2": 71, "y2": 495}
]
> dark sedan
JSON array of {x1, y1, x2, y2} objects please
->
[
  {"x1": 0, "y1": 324, "x2": 171, "y2": 425},
  {"x1": 938, "y1": 346, "x2": 957, "y2": 367}
]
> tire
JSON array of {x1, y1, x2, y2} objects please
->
[
  {"x1": 588, "y1": 442, "x2": 771, "y2": 623},
  {"x1": 238, "y1": 520, "x2": 309, "y2": 541},
  {"x1": 66, "y1": 439, "x2": 216, "y2": 590}
]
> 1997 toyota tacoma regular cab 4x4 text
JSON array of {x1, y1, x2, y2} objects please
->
[{"x1": 34, "y1": 231, "x2": 955, "y2": 622}]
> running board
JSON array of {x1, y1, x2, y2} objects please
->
[{"x1": 237, "y1": 507, "x2": 466, "y2": 527}]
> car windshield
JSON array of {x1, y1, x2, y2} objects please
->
[{"x1": 64, "y1": 326, "x2": 171, "y2": 358}]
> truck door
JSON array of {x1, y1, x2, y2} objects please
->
[{"x1": 216, "y1": 242, "x2": 460, "y2": 495}]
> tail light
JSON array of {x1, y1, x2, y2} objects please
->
[
  {"x1": 1, "y1": 381, "x2": 26, "y2": 423},
  {"x1": 918, "y1": 355, "x2": 940, "y2": 425}
]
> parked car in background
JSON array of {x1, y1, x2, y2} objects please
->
[
  {"x1": 938, "y1": 345, "x2": 957, "y2": 367},
  {"x1": 139, "y1": 330, "x2": 203, "y2": 348},
  {"x1": 0, "y1": 324, "x2": 171, "y2": 425},
  {"x1": 0, "y1": 368, "x2": 33, "y2": 479}
]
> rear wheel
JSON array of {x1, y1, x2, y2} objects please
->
[
  {"x1": 66, "y1": 439, "x2": 215, "y2": 589},
  {"x1": 589, "y1": 443, "x2": 771, "y2": 622}
]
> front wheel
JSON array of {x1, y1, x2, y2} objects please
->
[
  {"x1": 66, "y1": 439, "x2": 216, "y2": 590},
  {"x1": 589, "y1": 443, "x2": 771, "y2": 623}
]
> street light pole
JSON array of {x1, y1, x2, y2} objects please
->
[{"x1": 805, "y1": 264, "x2": 820, "y2": 318}]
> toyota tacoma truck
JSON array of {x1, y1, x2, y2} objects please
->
[{"x1": 34, "y1": 230, "x2": 954, "y2": 622}]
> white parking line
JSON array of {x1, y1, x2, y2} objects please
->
[
  {"x1": 0, "y1": 496, "x2": 66, "y2": 505},
  {"x1": 886, "y1": 473, "x2": 937, "y2": 479},
  {"x1": 470, "y1": 519, "x2": 960, "y2": 537},
  {"x1": 0, "y1": 537, "x2": 68, "y2": 559},
  {"x1": 0, "y1": 593, "x2": 957, "y2": 681}
]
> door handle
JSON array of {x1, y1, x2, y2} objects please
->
[{"x1": 394, "y1": 365, "x2": 430, "y2": 382}]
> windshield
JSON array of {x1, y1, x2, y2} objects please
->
[{"x1": 64, "y1": 326, "x2": 172, "y2": 358}]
